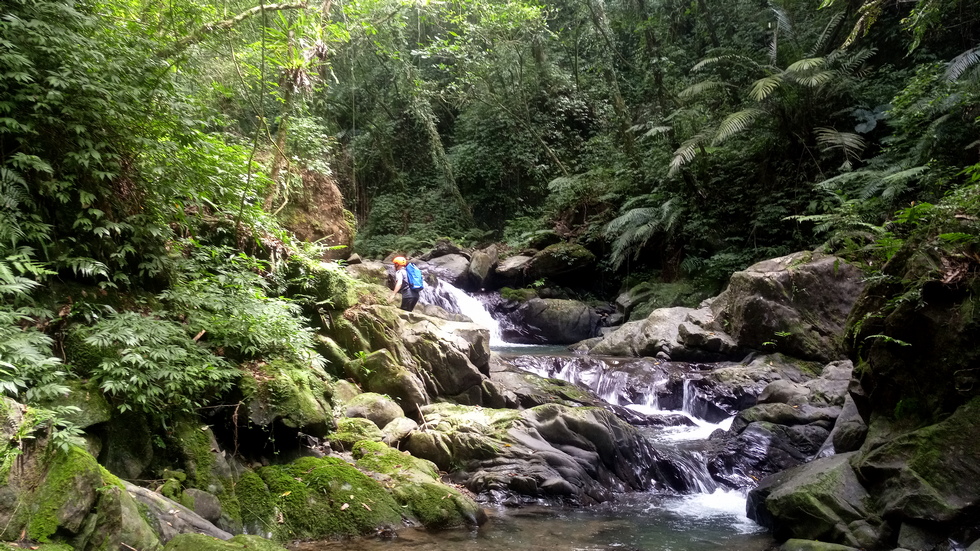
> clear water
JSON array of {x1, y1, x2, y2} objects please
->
[{"x1": 292, "y1": 491, "x2": 771, "y2": 551}]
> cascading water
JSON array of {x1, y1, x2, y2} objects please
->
[{"x1": 420, "y1": 280, "x2": 508, "y2": 346}]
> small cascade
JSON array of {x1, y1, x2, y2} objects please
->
[{"x1": 421, "y1": 280, "x2": 505, "y2": 345}]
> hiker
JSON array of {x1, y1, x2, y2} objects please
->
[{"x1": 390, "y1": 256, "x2": 423, "y2": 312}]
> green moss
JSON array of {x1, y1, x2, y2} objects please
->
[
  {"x1": 172, "y1": 419, "x2": 215, "y2": 490},
  {"x1": 163, "y1": 533, "x2": 288, "y2": 551},
  {"x1": 15, "y1": 446, "x2": 116, "y2": 542},
  {"x1": 500, "y1": 287, "x2": 537, "y2": 302},
  {"x1": 328, "y1": 417, "x2": 383, "y2": 451},
  {"x1": 256, "y1": 456, "x2": 403, "y2": 540},
  {"x1": 351, "y1": 441, "x2": 483, "y2": 529},
  {"x1": 235, "y1": 470, "x2": 275, "y2": 536},
  {"x1": 249, "y1": 359, "x2": 332, "y2": 432}
]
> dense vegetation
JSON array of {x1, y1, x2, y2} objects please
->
[{"x1": 1, "y1": 0, "x2": 978, "y2": 441}]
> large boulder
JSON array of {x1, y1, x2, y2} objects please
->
[
  {"x1": 500, "y1": 298, "x2": 599, "y2": 344},
  {"x1": 403, "y1": 402, "x2": 712, "y2": 506},
  {"x1": 332, "y1": 306, "x2": 494, "y2": 408},
  {"x1": 852, "y1": 397, "x2": 980, "y2": 526},
  {"x1": 587, "y1": 306, "x2": 740, "y2": 362},
  {"x1": 495, "y1": 255, "x2": 532, "y2": 283},
  {"x1": 747, "y1": 452, "x2": 885, "y2": 548},
  {"x1": 344, "y1": 392, "x2": 405, "y2": 429},
  {"x1": 240, "y1": 358, "x2": 335, "y2": 437},
  {"x1": 422, "y1": 254, "x2": 471, "y2": 288},
  {"x1": 710, "y1": 252, "x2": 865, "y2": 363},
  {"x1": 468, "y1": 246, "x2": 498, "y2": 289},
  {"x1": 525, "y1": 243, "x2": 596, "y2": 281}
]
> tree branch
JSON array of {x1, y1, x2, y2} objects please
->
[{"x1": 159, "y1": 3, "x2": 308, "y2": 58}]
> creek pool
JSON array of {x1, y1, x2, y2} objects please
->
[{"x1": 292, "y1": 490, "x2": 773, "y2": 551}]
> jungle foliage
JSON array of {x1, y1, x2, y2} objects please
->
[{"x1": 0, "y1": 0, "x2": 978, "y2": 422}]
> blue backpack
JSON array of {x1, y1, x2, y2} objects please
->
[{"x1": 405, "y1": 263, "x2": 424, "y2": 291}]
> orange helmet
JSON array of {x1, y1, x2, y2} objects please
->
[{"x1": 392, "y1": 256, "x2": 407, "y2": 266}]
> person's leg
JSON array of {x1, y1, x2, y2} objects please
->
[
  {"x1": 400, "y1": 292, "x2": 420, "y2": 312},
  {"x1": 404, "y1": 294, "x2": 420, "y2": 312}
]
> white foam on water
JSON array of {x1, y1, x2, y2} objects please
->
[
  {"x1": 669, "y1": 489, "x2": 764, "y2": 534},
  {"x1": 627, "y1": 404, "x2": 734, "y2": 441}
]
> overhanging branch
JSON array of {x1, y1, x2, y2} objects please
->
[{"x1": 159, "y1": 2, "x2": 308, "y2": 58}]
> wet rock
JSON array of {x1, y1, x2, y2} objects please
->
[
  {"x1": 816, "y1": 394, "x2": 867, "y2": 457},
  {"x1": 852, "y1": 397, "x2": 980, "y2": 525},
  {"x1": 163, "y1": 533, "x2": 288, "y2": 551},
  {"x1": 711, "y1": 252, "x2": 865, "y2": 362},
  {"x1": 747, "y1": 452, "x2": 884, "y2": 548},
  {"x1": 495, "y1": 255, "x2": 533, "y2": 283},
  {"x1": 779, "y1": 539, "x2": 861, "y2": 551},
  {"x1": 587, "y1": 306, "x2": 741, "y2": 362},
  {"x1": 759, "y1": 379, "x2": 811, "y2": 406}
]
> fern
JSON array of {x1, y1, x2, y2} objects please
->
[
  {"x1": 750, "y1": 75, "x2": 782, "y2": 101},
  {"x1": 76, "y1": 312, "x2": 239, "y2": 417},
  {"x1": 669, "y1": 132, "x2": 712, "y2": 175},
  {"x1": 946, "y1": 46, "x2": 980, "y2": 81},
  {"x1": 815, "y1": 127, "x2": 867, "y2": 169}
]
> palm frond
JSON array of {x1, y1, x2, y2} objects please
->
[
  {"x1": 692, "y1": 54, "x2": 766, "y2": 73},
  {"x1": 750, "y1": 75, "x2": 783, "y2": 101},
  {"x1": 786, "y1": 57, "x2": 827, "y2": 73},
  {"x1": 713, "y1": 108, "x2": 765, "y2": 144},
  {"x1": 678, "y1": 80, "x2": 729, "y2": 99},
  {"x1": 835, "y1": 48, "x2": 877, "y2": 74},
  {"x1": 794, "y1": 70, "x2": 836, "y2": 88},
  {"x1": 946, "y1": 46, "x2": 980, "y2": 81}
]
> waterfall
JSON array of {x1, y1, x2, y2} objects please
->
[{"x1": 421, "y1": 280, "x2": 505, "y2": 345}]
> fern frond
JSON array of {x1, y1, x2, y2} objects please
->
[
  {"x1": 809, "y1": 12, "x2": 846, "y2": 57},
  {"x1": 692, "y1": 54, "x2": 765, "y2": 73},
  {"x1": 881, "y1": 165, "x2": 929, "y2": 183},
  {"x1": 835, "y1": 48, "x2": 877, "y2": 74},
  {"x1": 678, "y1": 80, "x2": 729, "y2": 99},
  {"x1": 772, "y1": 5, "x2": 793, "y2": 36},
  {"x1": 750, "y1": 75, "x2": 783, "y2": 101},
  {"x1": 946, "y1": 46, "x2": 980, "y2": 81},
  {"x1": 668, "y1": 132, "x2": 712, "y2": 175},
  {"x1": 713, "y1": 109, "x2": 765, "y2": 145},
  {"x1": 786, "y1": 57, "x2": 827, "y2": 73}
]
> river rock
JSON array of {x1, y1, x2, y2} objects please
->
[
  {"x1": 164, "y1": 533, "x2": 287, "y2": 551},
  {"x1": 423, "y1": 254, "x2": 471, "y2": 288},
  {"x1": 125, "y1": 482, "x2": 233, "y2": 544},
  {"x1": 779, "y1": 539, "x2": 862, "y2": 551},
  {"x1": 419, "y1": 239, "x2": 469, "y2": 261},
  {"x1": 500, "y1": 298, "x2": 599, "y2": 344},
  {"x1": 852, "y1": 396, "x2": 980, "y2": 525},
  {"x1": 468, "y1": 246, "x2": 498, "y2": 289},
  {"x1": 588, "y1": 306, "x2": 740, "y2": 362},
  {"x1": 404, "y1": 402, "x2": 700, "y2": 505},
  {"x1": 710, "y1": 252, "x2": 865, "y2": 363},
  {"x1": 345, "y1": 392, "x2": 405, "y2": 429},
  {"x1": 816, "y1": 394, "x2": 867, "y2": 457},
  {"x1": 381, "y1": 416, "x2": 419, "y2": 445},
  {"x1": 495, "y1": 254, "x2": 532, "y2": 281},
  {"x1": 333, "y1": 306, "x2": 494, "y2": 409},
  {"x1": 747, "y1": 452, "x2": 884, "y2": 548},
  {"x1": 242, "y1": 358, "x2": 335, "y2": 437},
  {"x1": 344, "y1": 260, "x2": 388, "y2": 287}
]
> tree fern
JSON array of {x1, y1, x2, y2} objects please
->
[
  {"x1": 605, "y1": 198, "x2": 685, "y2": 269},
  {"x1": 750, "y1": 75, "x2": 783, "y2": 101},
  {"x1": 815, "y1": 127, "x2": 867, "y2": 169},
  {"x1": 669, "y1": 132, "x2": 712, "y2": 175}
]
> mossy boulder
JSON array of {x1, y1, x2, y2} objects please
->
[
  {"x1": 616, "y1": 280, "x2": 709, "y2": 322},
  {"x1": 239, "y1": 456, "x2": 404, "y2": 541},
  {"x1": 352, "y1": 441, "x2": 486, "y2": 529},
  {"x1": 169, "y1": 419, "x2": 245, "y2": 533},
  {"x1": 38, "y1": 379, "x2": 110, "y2": 430},
  {"x1": 327, "y1": 417, "x2": 384, "y2": 451},
  {"x1": 242, "y1": 359, "x2": 335, "y2": 437},
  {"x1": 747, "y1": 452, "x2": 883, "y2": 548},
  {"x1": 846, "y1": 236, "x2": 980, "y2": 422},
  {"x1": 288, "y1": 260, "x2": 360, "y2": 310},
  {"x1": 164, "y1": 533, "x2": 287, "y2": 551},
  {"x1": 344, "y1": 349, "x2": 429, "y2": 413},
  {"x1": 526, "y1": 243, "x2": 596, "y2": 280},
  {"x1": 852, "y1": 397, "x2": 980, "y2": 525},
  {"x1": 99, "y1": 410, "x2": 154, "y2": 479},
  {"x1": 0, "y1": 412, "x2": 162, "y2": 551},
  {"x1": 711, "y1": 252, "x2": 865, "y2": 362},
  {"x1": 334, "y1": 305, "x2": 493, "y2": 406},
  {"x1": 500, "y1": 298, "x2": 599, "y2": 345},
  {"x1": 345, "y1": 392, "x2": 405, "y2": 428}
]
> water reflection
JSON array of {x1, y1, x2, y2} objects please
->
[{"x1": 292, "y1": 492, "x2": 771, "y2": 551}]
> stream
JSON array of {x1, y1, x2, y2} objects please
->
[{"x1": 296, "y1": 281, "x2": 774, "y2": 551}]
